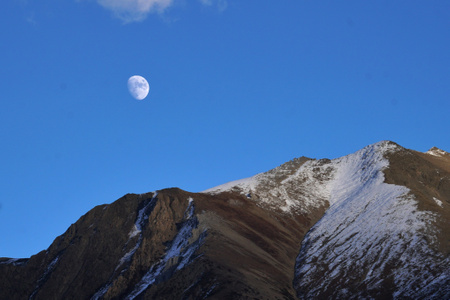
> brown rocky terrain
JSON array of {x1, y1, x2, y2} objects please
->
[
  {"x1": 0, "y1": 189, "x2": 323, "y2": 300},
  {"x1": 0, "y1": 141, "x2": 449, "y2": 299}
]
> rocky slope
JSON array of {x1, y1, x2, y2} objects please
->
[{"x1": 1, "y1": 141, "x2": 449, "y2": 299}]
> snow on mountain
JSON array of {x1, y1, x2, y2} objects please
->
[
  {"x1": 426, "y1": 147, "x2": 449, "y2": 157},
  {"x1": 204, "y1": 141, "x2": 450, "y2": 298},
  {"x1": 203, "y1": 155, "x2": 333, "y2": 213},
  {"x1": 294, "y1": 141, "x2": 449, "y2": 298},
  {"x1": 1, "y1": 141, "x2": 448, "y2": 299},
  {"x1": 434, "y1": 197, "x2": 444, "y2": 207},
  {"x1": 203, "y1": 141, "x2": 398, "y2": 214},
  {"x1": 90, "y1": 195, "x2": 206, "y2": 300},
  {"x1": 124, "y1": 198, "x2": 206, "y2": 300}
]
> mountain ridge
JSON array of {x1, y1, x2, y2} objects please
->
[{"x1": 1, "y1": 140, "x2": 449, "y2": 299}]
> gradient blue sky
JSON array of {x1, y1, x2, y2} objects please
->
[{"x1": 1, "y1": 1, "x2": 449, "y2": 258}]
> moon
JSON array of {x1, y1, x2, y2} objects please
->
[{"x1": 127, "y1": 75, "x2": 149, "y2": 100}]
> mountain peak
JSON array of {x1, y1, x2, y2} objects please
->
[
  {"x1": 1, "y1": 141, "x2": 449, "y2": 299},
  {"x1": 426, "y1": 146, "x2": 449, "y2": 157},
  {"x1": 203, "y1": 140, "x2": 404, "y2": 213}
]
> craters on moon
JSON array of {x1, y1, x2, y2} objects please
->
[{"x1": 128, "y1": 75, "x2": 149, "y2": 100}]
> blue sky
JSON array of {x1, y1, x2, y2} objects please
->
[{"x1": 1, "y1": 1, "x2": 449, "y2": 258}]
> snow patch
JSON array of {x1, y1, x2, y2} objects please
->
[
  {"x1": 92, "y1": 192, "x2": 158, "y2": 300},
  {"x1": 202, "y1": 176, "x2": 260, "y2": 194},
  {"x1": 0, "y1": 258, "x2": 28, "y2": 266},
  {"x1": 125, "y1": 198, "x2": 206, "y2": 299},
  {"x1": 203, "y1": 283, "x2": 218, "y2": 298},
  {"x1": 433, "y1": 197, "x2": 443, "y2": 207},
  {"x1": 128, "y1": 192, "x2": 158, "y2": 239},
  {"x1": 426, "y1": 147, "x2": 449, "y2": 157},
  {"x1": 202, "y1": 159, "x2": 334, "y2": 213},
  {"x1": 1, "y1": 258, "x2": 18, "y2": 265},
  {"x1": 118, "y1": 192, "x2": 158, "y2": 269},
  {"x1": 29, "y1": 256, "x2": 60, "y2": 299},
  {"x1": 294, "y1": 142, "x2": 449, "y2": 298},
  {"x1": 203, "y1": 142, "x2": 398, "y2": 214},
  {"x1": 91, "y1": 284, "x2": 112, "y2": 300}
]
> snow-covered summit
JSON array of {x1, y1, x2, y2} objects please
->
[
  {"x1": 203, "y1": 140, "x2": 401, "y2": 213},
  {"x1": 295, "y1": 153, "x2": 449, "y2": 298},
  {"x1": 426, "y1": 146, "x2": 449, "y2": 157},
  {"x1": 202, "y1": 156, "x2": 310, "y2": 195},
  {"x1": 202, "y1": 140, "x2": 450, "y2": 298}
]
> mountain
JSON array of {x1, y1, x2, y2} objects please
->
[{"x1": 1, "y1": 141, "x2": 449, "y2": 299}]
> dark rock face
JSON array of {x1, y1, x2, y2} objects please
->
[
  {"x1": 1, "y1": 141, "x2": 449, "y2": 299},
  {"x1": 0, "y1": 189, "x2": 321, "y2": 300}
]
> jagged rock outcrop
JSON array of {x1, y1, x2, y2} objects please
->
[{"x1": 1, "y1": 141, "x2": 449, "y2": 299}]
